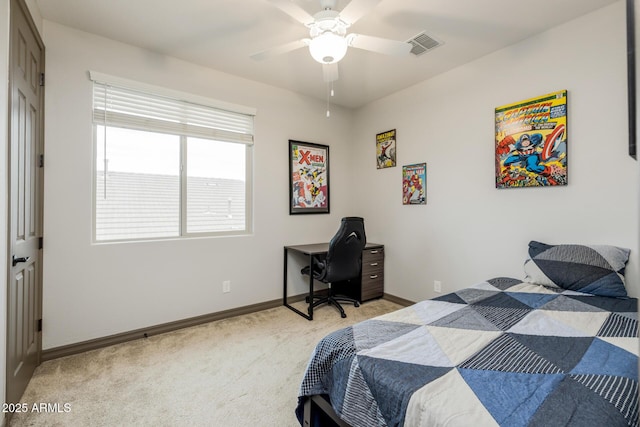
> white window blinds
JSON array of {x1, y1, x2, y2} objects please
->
[{"x1": 90, "y1": 72, "x2": 254, "y2": 145}]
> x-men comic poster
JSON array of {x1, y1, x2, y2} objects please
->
[
  {"x1": 402, "y1": 163, "x2": 426, "y2": 205},
  {"x1": 376, "y1": 129, "x2": 396, "y2": 169},
  {"x1": 495, "y1": 90, "x2": 567, "y2": 188},
  {"x1": 289, "y1": 140, "x2": 329, "y2": 214}
]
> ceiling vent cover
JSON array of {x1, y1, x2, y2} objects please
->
[{"x1": 407, "y1": 32, "x2": 442, "y2": 56}]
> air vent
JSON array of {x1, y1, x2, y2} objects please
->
[{"x1": 407, "y1": 32, "x2": 442, "y2": 56}]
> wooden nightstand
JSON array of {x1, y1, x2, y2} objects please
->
[
  {"x1": 332, "y1": 243, "x2": 384, "y2": 302},
  {"x1": 361, "y1": 244, "x2": 384, "y2": 301}
]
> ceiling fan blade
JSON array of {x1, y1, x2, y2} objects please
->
[
  {"x1": 339, "y1": 0, "x2": 381, "y2": 25},
  {"x1": 347, "y1": 34, "x2": 412, "y2": 56},
  {"x1": 322, "y1": 63, "x2": 339, "y2": 82},
  {"x1": 267, "y1": 0, "x2": 315, "y2": 26},
  {"x1": 250, "y1": 39, "x2": 309, "y2": 61}
]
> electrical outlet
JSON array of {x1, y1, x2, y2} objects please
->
[
  {"x1": 222, "y1": 280, "x2": 231, "y2": 293},
  {"x1": 434, "y1": 280, "x2": 442, "y2": 293}
]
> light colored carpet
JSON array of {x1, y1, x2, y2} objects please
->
[{"x1": 10, "y1": 299, "x2": 403, "y2": 427}]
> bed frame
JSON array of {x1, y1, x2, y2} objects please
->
[{"x1": 303, "y1": 395, "x2": 351, "y2": 427}]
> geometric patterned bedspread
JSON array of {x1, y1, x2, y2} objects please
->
[{"x1": 297, "y1": 278, "x2": 638, "y2": 426}]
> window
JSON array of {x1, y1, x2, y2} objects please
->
[{"x1": 91, "y1": 72, "x2": 254, "y2": 242}]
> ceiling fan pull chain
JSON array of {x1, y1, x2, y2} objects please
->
[
  {"x1": 327, "y1": 89, "x2": 331, "y2": 118},
  {"x1": 325, "y1": 81, "x2": 337, "y2": 117},
  {"x1": 326, "y1": 82, "x2": 331, "y2": 118}
]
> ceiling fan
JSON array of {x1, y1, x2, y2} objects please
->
[{"x1": 251, "y1": 0, "x2": 412, "y2": 83}]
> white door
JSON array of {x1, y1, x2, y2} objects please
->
[{"x1": 7, "y1": 0, "x2": 44, "y2": 405}]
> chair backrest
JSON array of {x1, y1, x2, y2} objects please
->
[{"x1": 322, "y1": 217, "x2": 367, "y2": 283}]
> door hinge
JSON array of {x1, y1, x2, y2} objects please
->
[
  {"x1": 39, "y1": 154, "x2": 44, "y2": 168},
  {"x1": 38, "y1": 237, "x2": 43, "y2": 250},
  {"x1": 37, "y1": 319, "x2": 42, "y2": 332},
  {"x1": 39, "y1": 73, "x2": 44, "y2": 87}
]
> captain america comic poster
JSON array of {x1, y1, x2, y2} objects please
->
[
  {"x1": 289, "y1": 140, "x2": 329, "y2": 214},
  {"x1": 495, "y1": 90, "x2": 567, "y2": 188}
]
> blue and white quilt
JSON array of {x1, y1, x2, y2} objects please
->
[{"x1": 297, "y1": 278, "x2": 638, "y2": 426}]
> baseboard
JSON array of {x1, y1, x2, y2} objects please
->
[
  {"x1": 383, "y1": 293, "x2": 415, "y2": 307},
  {"x1": 42, "y1": 292, "x2": 407, "y2": 362},
  {"x1": 42, "y1": 295, "x2": 304, "y2": 362}
]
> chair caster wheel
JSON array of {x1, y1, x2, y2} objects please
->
[
  {"x1": 354, "y1": 302, "x2": 360, "y2": 307},
  {"x1": 341, "y1": 313, "x2": 347, "y2": 318}
]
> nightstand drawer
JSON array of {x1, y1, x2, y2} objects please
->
[
  {"x1": 362, "y1": 262, "x2": 383, "y2": 276},
  {"x1": 361, "y1": 245, "x2": 384, "y2": 301},
  {"x1": 363, "y1": 247, "x2": 384, "y2": 262},
  {"x1": 362, "y1": 274, "x2": 384, "y2": 300}
]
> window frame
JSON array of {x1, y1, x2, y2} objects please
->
[
  {"x1": 180, "y1": 135, "x2": 253, "y2": 239},
  {"x1": 90, "y1": 73, "x2": 255, "y2": 243}
]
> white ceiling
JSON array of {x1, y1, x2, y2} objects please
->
[{"x1": 34, "y1": 0, "x2": 619, "y2": 108}]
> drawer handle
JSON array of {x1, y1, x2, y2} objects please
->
[
  {"x1": 370, "y1": 250, "x2": 378, "y2": 254},
  {"x1": 370, "y1": 274, "x2": 378, "y2": 279},
  {"x1": 370, "y1": 262, "x2": 378, "y2": 266}
]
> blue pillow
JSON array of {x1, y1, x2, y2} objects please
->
[{"x1": 523, "y1": 241, "x2": 630, "y2": 298}]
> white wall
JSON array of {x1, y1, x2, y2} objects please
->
[
  {"x1": 41, "y1": 21, "x2": 355, "y2": 349},
  {"x1": 41, "y1": 1, "x2": 639, "y2": 349},
  {"x1": 352, "y1": 2, "x2": 639, "y2": 302}
]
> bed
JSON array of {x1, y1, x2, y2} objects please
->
[{"x1": 296, "y1": 242, "x2": 638, "y2": 426}]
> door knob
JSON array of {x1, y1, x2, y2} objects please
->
[{"x1": 12, "y1": 256, "x2": 30, "y2": 267}]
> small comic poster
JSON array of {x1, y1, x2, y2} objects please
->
[
  {"x1": 289, "y1": 140, "x2": 329, "y2": 214},
  {"x1": 495, "y1": 90, "x2": 568, "y2": 188},
  {"x1": 402, "y1": 163, "x2": 426, "y2": 205},
  {"x1": 376, "y1": 129, "x2": 396, "y2": 169}
]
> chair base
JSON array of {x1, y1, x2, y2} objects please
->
[{"x1": 307, "y1": 294, "x2": 359, "y2": 318}]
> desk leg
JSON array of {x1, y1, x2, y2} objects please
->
[
  {"x1": 283, "y1": 247, "x2": 313, "y2": 321},
  {"x1": 308, "y1": 254, "x2": 314, "y2": 320},
  {"x1": 283, "y1": 247, "x2": 288, "y2": 306}
]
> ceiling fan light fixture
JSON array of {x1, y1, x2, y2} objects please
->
[{"x1": 309, "y1": 32, "x2": 347, "y2": 64}]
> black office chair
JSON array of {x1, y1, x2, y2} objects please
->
[{"x1": 302, "y1": 217, "x2": 367, "y2": 318}]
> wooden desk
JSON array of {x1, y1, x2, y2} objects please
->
[{"x1": 283, "y1": 242, "x2": 384, "y2": 320}]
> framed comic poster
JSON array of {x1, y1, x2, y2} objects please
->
[
  {"x1": 289, "y1": 140, "x2": 330, "y2": 214},
  {"x1": 402, "y1": 163, "x2": 426, "y2": 205},
  {"x1": 495, "y1": 90, "x2": 568, "y2": 188},
  {"x1": 627, "y1": 0, "x2": 637, "y2": 159},
  {"x1": 376, "y1": 129, "x2": 396, "y2": 169}
]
